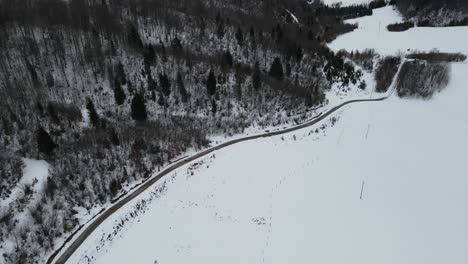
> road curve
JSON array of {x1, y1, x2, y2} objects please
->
[{"x1": 48, "y1": 96, "x2": 387, "y2": 264}]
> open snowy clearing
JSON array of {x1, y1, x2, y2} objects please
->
[
  {"x1": 1, "y1": 158, "x2": 49, "y2": 209},
  {"x1": 0, "y1": 159, "x2": 50, "y2": 256},
  {"x1": 67, "y1": 62, "x2": 468, "y2": 264},
  {"x1": 329, "y1": 6, "x2": 468, "y2": 56}
]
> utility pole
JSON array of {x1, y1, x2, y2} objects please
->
[
  {"x1": 365, "y1": 124, "x2": 370, "y2": 139},
  {"x1": 360, "y1": 180, "x2": 365, "y2": 200}
]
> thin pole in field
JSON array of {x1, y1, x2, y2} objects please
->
[{"x1": 360, "y1": 180, "x2": 365, "y2": 200}]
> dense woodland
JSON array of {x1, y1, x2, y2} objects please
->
[
  {"x1": 394, "y1": 0, "x2": 468, "y2": 26},
  {"x1": 396, "y1": 61, "x2": 450, "y2": 98},
  {"x1": 0, "y1": 0, "x2": 382, "y2": 263}
]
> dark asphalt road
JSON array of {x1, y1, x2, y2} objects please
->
[{"x1": 48, "y1": 96, "x2": 386, "y2": 264}]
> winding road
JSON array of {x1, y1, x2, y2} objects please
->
[{"x1": 47, "y1": 96, "x2": 388, "y2": 264}]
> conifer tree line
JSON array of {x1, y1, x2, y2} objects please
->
[{"x1": 0, "y1": 1, "x2": 373, "y2": 263}]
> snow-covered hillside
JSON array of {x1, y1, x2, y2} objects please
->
[
  {"x1": 46, "y1": 3, "x2": 468, "y2": 264},
  {"x1": 67, "y1": 60, "x2": 468, "y2": 264},
  {"x1": 1, "y1": 159, "x2": 49, "y2": 207}
]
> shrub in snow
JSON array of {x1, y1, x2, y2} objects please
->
[
  {"x1": 131, "y1": 93, "x2": 148, "y2": 121},
  {"x1": 368, "y1": 0, "x2": 387, "y2": 9},
  {"x1": 387, "y1": 21, "x2": 414, "y2": 32},
  {"x1": 36, "y1": 126, "x2": 57, "y2": 156},
  {"x1": 375, "y1": 56, "x2": 401, "y2": 93},
  {"x1": 396, "y1": 61, "x2": 450, "y2": 98},
  {"x1": 206, "y1": 69, "x2": 217, "y2": 96},
  {"x1": 406, "y1": 51, "x2": 467, "y2": 62},
  {"x1": 269, "y1": 57, "x2": 284, "y2": 82}
]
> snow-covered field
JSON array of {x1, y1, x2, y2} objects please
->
[
  {"x1": 329, "y1": 6, "x2": 468, "y2": 55},
  {"x1": 318, "y1": 0, "x2": 371, "y2": 7},
  {"x1": 62, "y1": 5, "x2": 468, "y2": 264},
  {"x1": 68, "y1": 61, "x2": 468, "y2": 264}
]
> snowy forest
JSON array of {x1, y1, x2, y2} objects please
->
[
  {"x1": 1, "y1": 0, "x2": 462, "y2": 262},
  {"x1": 0, "y1": 0, "x2": 378, "y2": 262},
  {"x1": 393, "y1": 0, "x2": 468, "y2": 26}
]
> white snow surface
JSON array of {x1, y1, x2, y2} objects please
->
[
  {"x1": 68, "y1": 61, "x2": 468, "y2": 263},
  {"x1": 0, "y1": 159, "x2": 49, "y2": 258},
  {"x1": 66, "y1": 6, "x2": 468, "y2": 264},
  {"x1": 21, "y1": 158, "x2": 49, "y2": 191},
  {"x1": 329, "y1": 6, "x2": 468, "y2": 56},
  {"x1": 80, "y1": 107, "x2": 90, "y2": 128},
  {"x1": 1, "y1": 158, "x2": 49, "y2": 207},
  {"x1": 317, "y1": 0, "x2": 371, "y2": 7}
]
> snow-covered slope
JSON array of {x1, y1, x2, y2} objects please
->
[
  {"x1": 1, "y1": 158, "x2": 49, "y2": 207},
  {"x1": 61, "y1": 4, "x2": 468, "y2": 264},
  {"x1": 67, "y1": 61, "x2": 468, "y2": 264},
  {"x1": 329, "y1": 6, "x2": 468, "y2": 55},
  {"x1": 0, "y1": 159, "x2": 49, "y2": 258}
]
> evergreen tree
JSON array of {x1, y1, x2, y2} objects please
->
[
  {"x1": 144, "y1": 44, "x2": 156, "y2": 72},
  {"x1": 215, "y1": 12, "x2": 222, "y2": 24},
  {"x1": 46, "y1": 72, "x2": 54, "y2": 88},
  {"x1": 36, "y1": 102, "x2": 44, "y2": 117},
  {"x1": 216, "y1": 14, "x2": 225, "y2": 39},
  {"x1": 275, "y1": 24, "x2": 283, "y2": 43},
  {"x1": 116, "y1": 61, "x2": 127, "y2": 85},
  {"x1": 109, "y1": 128, "x2": 120, "y2": 146},
  {"x1": 269, "y1": 57, "x2": 284, "y2": 81},
  {"x1": 109, "y1": 179, "x2": 121, "y2": 197},
  {"x1": 249, "y1": 26, "x2": 255, "y2": 40},
  {"x1": 27, "y1": 61, "x2": 40, "y2": 89},
  {"x1": 305, "y1": 92, "x2": 313, "y2": 108},
  {"x1": 45, "y1": 177, "x2": 57, "y2": 198},
  {"x1": 222, "y1": 50, "x2": 233, "y2": 69},
  {"x1": 161, "y1": 43, "x2": 168, "y2": 63},
  {"x1": 47, "y1": 102, "x2": 59, "y2": 124},
  {"x1": 176, "y1": 72, "x2": 188, "y2": 103},
  {"x1": 37, "y1": 126, "x2": 56, "y2": 156},
  {"x1": 148, "y1": 74, "x2": 157, "y2": 91},
  {"x1": 217, "y1": 23, "x2": 225, "y2": 39},
  {"x1": 157, "y1": 93, "x2": 165, "y2": 107},
  {"x1": 206, "y1": 69, "x2": 217, "y2": 96},
  {"x1": 235, "y1": 27, "x2": 244, "y2": 45},
  {"x1": 296, "y1": 46, "x2": 303, "y2": 62},
  {"x1": 131, "y1": 93, "x2": 148, "y2": 121},
  {"x1": 110, "y1": 40, "x2": 117, "y2": 56},
  {"x1": 235, "y1": 66, "x2": 243, "y2": 100},
  {"x1": 127, "y1": 23, "x2": 143, "y2": 51},
  {"x1": 211, "y1": 99, "x2": 217, "y2": 115},
  {"x1": 171, "y1": 37, "x2": 183, "y2": 52},
  {"x1": 86, "y1": 98, "x2": 100, "y2": 127},
  {"x1": 127, "y1": 79, "x2": 135, "y2": 95},
  {"x1": 113, "y1": 79, "x2": 126, "y2": 105},
  {"x1": 159, "y1": 73, "x2": 171, "y2": 96},
  {"x1": 286, "y1": 62, "x2": 291, "y2": 77},
  {"x1": 252, "y1": 62, "x2": 262, "y2": 91}
]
